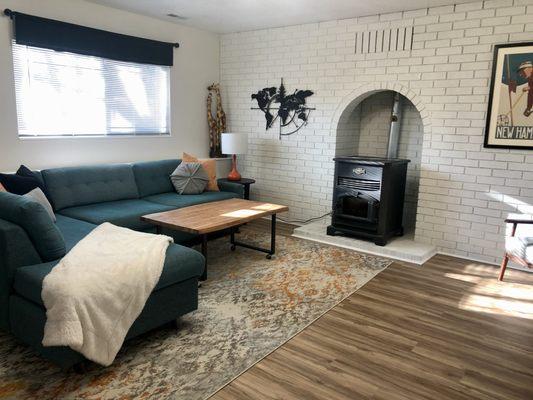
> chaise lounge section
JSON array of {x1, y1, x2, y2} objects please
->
[{"x1": 0, "y1": 159, "x2": 244, "y2": 368}]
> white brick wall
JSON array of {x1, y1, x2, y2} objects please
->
[{"x1": 220, "y1": 0, "x2": 533, "y2": 264}]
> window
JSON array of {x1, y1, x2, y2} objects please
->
[{"x1": 12, "y1": 42, "x2": 170, "y2": 137}]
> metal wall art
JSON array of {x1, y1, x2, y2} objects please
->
[{"x1": 251, "y1": 78, "x2": 315, "y2": 138}]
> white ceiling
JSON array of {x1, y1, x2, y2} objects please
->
[{"x1": 87, "y1": 0, "x2": 475, "y2": 34}]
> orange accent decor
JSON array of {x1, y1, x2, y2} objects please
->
[{"x1": 227, "y1": 154, "x2": 241, "y2": 181}]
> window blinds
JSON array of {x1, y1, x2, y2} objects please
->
[{"x1": 13, "y1": 42, "x2": 171, "y2": 137}]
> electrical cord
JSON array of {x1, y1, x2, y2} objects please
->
[{"x1": 278, "y1": 211, "x2": 332, "y2": 225}]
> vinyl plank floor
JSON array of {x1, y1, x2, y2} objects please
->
[{"x1": 211, "y1": 221, "x2": 533, "y2": 400}]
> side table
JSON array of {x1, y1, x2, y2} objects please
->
[{"x1": 218, "y1": 178, "x2": 255, "y2": 200}]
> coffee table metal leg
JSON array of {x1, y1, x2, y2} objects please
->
[
  {"x1": 200, "y1": 234, "x2": 207, "y2": 281},
  {"x1": 230, "y1": 214, "x2": 277, "y2": 259},
  {"x1": 267, "y1": 214, "x2": 276, "y2": 259}
]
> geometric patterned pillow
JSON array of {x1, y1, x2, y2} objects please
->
[
  {"x1": 182, "y1": 152, "x2": 219, "y2": 191},
  {"x1": 170, "y1": 162, "x2": 209, "y2": 195}
]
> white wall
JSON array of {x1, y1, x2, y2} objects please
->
[
  {"x1": 221, "y1": 0, "x2": 533, "y2": 264},
  {"x1": 0, "y1": 0, "x2": 219, "y2": 171}
]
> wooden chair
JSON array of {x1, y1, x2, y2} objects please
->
[{"x1": 499, "y1": 214, "x2": 533, "y2": 281}]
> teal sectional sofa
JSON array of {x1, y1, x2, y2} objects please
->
[{"x1": 0, "y1": 159, "x2": 243, "y2": 368}]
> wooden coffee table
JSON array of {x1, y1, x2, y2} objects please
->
[{"x1": 141, "y1": 198, "x2": 288, "y2": 280}]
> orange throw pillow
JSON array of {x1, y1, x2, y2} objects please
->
[
  {"x1": 0, "y1": 182, "x2": 6, "y2": 192},
  {"x1": 182, "y1": 152, "x2": 219, "y2": 191}
]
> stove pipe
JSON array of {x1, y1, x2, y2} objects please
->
[{"x1": 386, "y1": 92, "x2": 402, "y2": 159}]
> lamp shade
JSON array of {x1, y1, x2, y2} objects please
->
[{"x1": 221, "y1": 133, "x2": 248, "y2": 155}]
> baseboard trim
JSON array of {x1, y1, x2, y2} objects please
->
[
  {"x1": 436, "y1": 251, "x2": 533, "y2": 272},
  {"x1": 435, "y1": 251, "x2": 498, "y2": 267}
]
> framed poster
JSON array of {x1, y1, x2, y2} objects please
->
[{"x1": 484, "y1": 42, "x2": 533, "y2": 149}]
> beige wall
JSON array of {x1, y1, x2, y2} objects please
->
[{"x1": 0, "y1": 0, "x2": 219, "y2": 170}]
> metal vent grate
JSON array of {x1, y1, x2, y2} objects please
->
[
  {"x1": 338, "y1": 177, "x2": 381, "y2": 191},
  {"x1": 355, "y1": 26, "x2": 414, "y2": 54}
]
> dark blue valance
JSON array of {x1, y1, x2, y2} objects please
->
[{"x1": 4, "y1": 9, "x2": 177, "y2": 66}]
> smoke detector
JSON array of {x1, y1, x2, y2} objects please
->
[{"x1": 166, "y1": 13, "x2": 188, "y2": 20}]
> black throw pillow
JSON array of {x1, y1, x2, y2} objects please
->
[
  {"x1": 16, "y1": 164, "x2": 38, "y2": 178},
  {"x1": 0, "y1": 165, "x2": 47, "y2": 196}
]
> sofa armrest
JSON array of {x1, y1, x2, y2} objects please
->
[
  {"x1": 0, "y1": 219, "x2": 42, "y2": 331},
  {"x1": 217, "y1": 179, "x2": 244, "y2": 198}
]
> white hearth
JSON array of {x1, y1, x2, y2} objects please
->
[{"x1": 293, "y1": 218, "x2": 436, "y2": 265}]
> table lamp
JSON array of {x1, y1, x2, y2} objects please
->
[{"x1": 221, "y1": 133, "x2": 248, "y2": 181}]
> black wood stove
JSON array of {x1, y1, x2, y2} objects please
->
[{"x1": 327, "y1": 156, "x2": 409, "y2": 246}]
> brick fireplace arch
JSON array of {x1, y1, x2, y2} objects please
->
[
  {"x1": 330, "y1": 82, "x2": 432, "y2": 137},
  {"x1": 329, "y1": 82, "x2": 431, "y2": 237}
]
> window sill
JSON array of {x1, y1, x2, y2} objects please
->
[{"x1": 18, "y1": 134, "x2": 172, "y2": 141}]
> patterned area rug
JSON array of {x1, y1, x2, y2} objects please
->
[{"x1": 0, "y1": 231, "x2": 390, "y2": 399}]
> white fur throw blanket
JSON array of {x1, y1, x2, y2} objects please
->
[{"x1": 41, "y1": 222, "x2": 172, "y2": 366}]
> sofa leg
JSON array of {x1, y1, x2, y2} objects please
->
[
  {"x1": 498, "y1": 254, "x2": 509, "y2": 281},
  {"x1": 72, "y1": 360, "x2": 89, "y2": 374}
]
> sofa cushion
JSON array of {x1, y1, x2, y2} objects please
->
[
  {"x1": 13, "y1": 243, "x2": 204, "y2": 307},
  {"x1": 0, "y1": 192, "x2": 65, "y2": 262},
  {"x1": 170, "y1": 162, "x2": 209, "y2": 195},
  {"x1": 182, "y1": 152, "x2": 219, "y2": 191},
  {"x1": 41, "y1": 164, "x2": 139, "y2": 211},
  {"x1": 54, "y1": 214, "x2": 97, "y2": 251},
  {"x1": 58, "y1": 199, "x2": 173, "y2": 231},
  {"x1": 132, "y1": 159, "x2": 181, "y2": 197},
  {"x1": 143, "y1": 191, "x2": 238, "y2": 208},
  {"x1": 23, "y1": 188, "x2": 56, "y2": 222}
]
